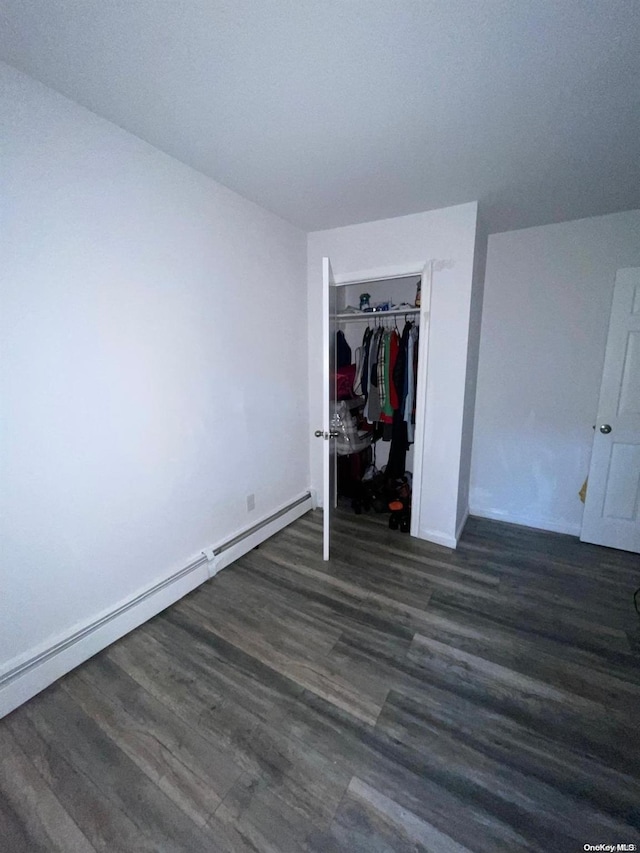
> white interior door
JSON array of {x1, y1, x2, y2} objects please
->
[
  {"x1": 321, "y1": 257, "x2": 337, "y2": 560},
  {"x1": 581, "y1": 267, "x2": 640, "y2": 553}
]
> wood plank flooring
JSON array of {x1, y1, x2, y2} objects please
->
[{"x1": 1, "y1": 508, "x2": 639, "y2": 852}]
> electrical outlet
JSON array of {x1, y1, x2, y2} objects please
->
[{"x1": 246, "y1": 493, "x2": 255, "y2": 512}]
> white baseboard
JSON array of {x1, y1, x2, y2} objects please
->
[
  {"x1": 417, "y1": 527, "x2": 457, "y2": 549},
  {"x1": 0, "y1": 491, "x2": 313, "y2": 719},
  {"x1": 468, "y1": 505, "x2": 581, "y2": 536},
  {"x1": 416, "y1": 507, "x2": 469, "y2": 550}
]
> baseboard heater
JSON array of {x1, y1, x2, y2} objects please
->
[
  {"x1": 210, "y1": 490, "x2": 312, "y2": 559},
  {"x1": 0, "y1": 553, "x2": 209, "y2": 693},
  {"x1": 0, "y1": 490, "x2": 313, "y2": 714}
]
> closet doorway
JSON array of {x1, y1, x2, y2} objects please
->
[{"x1": 318, "y1": 258, "x2": 432, "y2": 560}]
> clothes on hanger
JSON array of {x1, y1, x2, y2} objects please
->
[
  {"x1": 353, "y1": 343, "x2": 365, "y2": 397},
  {"x1": 381, "y1": 329, "x2": 400, "y2": 423},
  {"x1": 358, "y1": 320, "x2": 419, "y2": 442},
  {"x1": 336, "y1": 329, "x2": 352, "y2": 368},
  {"x1": 360, "y1": 326, "x2": 372, "y2": 398},
  {"x1": 363, "y1": 326, "x2": 384, "y2": 423},
  {"x1": 403, "y1": 325, "x2": 419, "y2": 443}
]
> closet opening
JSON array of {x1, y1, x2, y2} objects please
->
[{"x1": 331, "y1": 273, "x2": 424, "y2": 537}]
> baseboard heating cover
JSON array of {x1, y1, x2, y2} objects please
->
[
  {"x1": 204, "y1": 490, "x2": 312, "y2": 572},
  {"x1": 0, "y1": 490, "x2": 313, "y2": 718}
]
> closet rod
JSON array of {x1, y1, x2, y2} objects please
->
[{"x1": 336, "y1": 307, "x2": 422, "y2": 322}]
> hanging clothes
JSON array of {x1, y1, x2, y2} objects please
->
[
  {"x1": 336, "y1": 330, "x2": 352, "y2": 368},
  {"x1": 360, "y1": 326, "x2": 372, "y2": 399},
  {"x1": 364, "y1": 327, "x2": 384, "y2": 423},
  {"x1": 395, "y1": 321, "x2": 412, "y2": 415},
  {"x1": 386, "y1": 408, "x2": 409, "y2": 479},
  {"x1": 360, "y1": 322, "x2": 418, "y2": 438},
  {"x1": 404, "y1": 325, "x2": 419, "y2": 442},
  {"x1": 381, "y1": 329, "x2": 400, "y2": 423},
  {"x1": 352, "y1": 337, "x2": 366, "y2": 397},
  {"x1": 336, "y1": 313, "x2": 420, "y2": 521},
  {"x1": 377, "y1": 331, "x2": 388, "y2": 413}
]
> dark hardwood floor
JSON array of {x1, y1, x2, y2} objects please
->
[{"x1": 1, "y1": 508, "x2": 639, "y2": 852}]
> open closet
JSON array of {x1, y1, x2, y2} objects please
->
[
  {"x1": 312, "y1": 203, "x2": 481, "y2": 560},
  {"x1": 331, "y1": 273, "x2": 426, "y2": 537}
]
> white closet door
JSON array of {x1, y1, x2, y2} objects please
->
[
  {"x1": 321, "y1": 257, "x2": 337, "y2": 560},
  {"x1": 581, "y1": 267, "x2": 640, "y2": 553}
]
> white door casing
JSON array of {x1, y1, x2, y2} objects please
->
[
  {"x1": 581, "y1": 267, "x2": 640, "y2": 553},
  {"x1": 409, "y1": 259, "x2": 434, "y2": 537}
]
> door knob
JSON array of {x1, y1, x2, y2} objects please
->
[
  {"x1": 314, "y1": 429, "x2": 341, "y2": 439},
  {"x1": 599, "y1": 424, "x2": 612, "y2": 434}
]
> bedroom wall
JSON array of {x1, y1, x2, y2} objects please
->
[
  {"x1": 0, "y1": 62, "x2": 308, "y2": 713},
  {"x1": 470, "y1": 209, "x2": 640, "y2": 534}
]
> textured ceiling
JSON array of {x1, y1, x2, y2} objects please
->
[{"x1": 1, "y1": 0, "x2": 639, "y2": 233}]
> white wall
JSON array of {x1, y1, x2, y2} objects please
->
[
  {"x1": 308, "y1": 203, "x2": 479, "y2": 547},
  {"x1": 0, "y1": 63, "x2": 308, "y2": 703},
  {"x1": 470, "y1": 209, "x2": 640, "y2": 535}
]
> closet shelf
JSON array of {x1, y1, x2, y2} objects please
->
[{"x1": 336, "y1": 307, "x2": 422, "y2": 322}]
